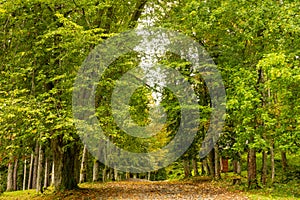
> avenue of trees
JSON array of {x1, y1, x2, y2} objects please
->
[{"x1": 0, "y1": 0, "x2": 299, "y2": 193}]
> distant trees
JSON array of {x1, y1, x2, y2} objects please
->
[{"x1": 163, "y1": 0, "x2": 300, "y2": 187}]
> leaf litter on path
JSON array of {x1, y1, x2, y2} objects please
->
[{"x1": 50, "y1": 180, "x2": 249, "y2": 200}]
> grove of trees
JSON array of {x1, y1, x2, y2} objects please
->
[{"x1": 0, "y1": 0, "x2": 299, "y2": 194}]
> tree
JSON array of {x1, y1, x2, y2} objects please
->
[
  {"x1": 162, "y1": 0, "x2": 300, "y2": 187},
  {"x1": 1, "y1": 0, "x2": 155, "y2": 191}
]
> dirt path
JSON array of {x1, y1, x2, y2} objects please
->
[{"x1": 63, "y1": 180, "x2": 249, "y2": 200}]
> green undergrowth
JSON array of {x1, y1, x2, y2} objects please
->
[
  {"x1": 247, "y1": 181, "x2": 300, "y2": 200},
  {"x1": 220, "y1": 171, "x2": 300, "y2": 199},
  {"x1": 0, "y1": 189, "x2": 38, "y2": 200},
  {"x1": 219, "y1": 152, "x2": 300, "y2": 199}
]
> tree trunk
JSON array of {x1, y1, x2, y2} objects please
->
[
  {"x1": 92, "y1": 160, "x2": 99, "y2": 182},
  {"x1": 79, "y1": 145, "x2": 88, "y2": 183},
  {"x1": 247, "y1": 148, "x2": 258, "y2": 189},
  {"x1": 200, "y1": 159, "x2": 205, "y2": 175},
  {"x1": 236, "y1": 153, "x2": 242, "y2": 175},
  {"x1": 36, "y1": 145, "x2": 44, "y2": 193},
  {"x1": 114, "y1": 168, "x2": 119, "y2": 181},
  {"x1": 200, "y1": 162, "x2": 204, "y2": 175},
  {"x1": 32, "y1": 142, "x2": 39, "y2": 189},
  {"x1": 208, "y1": 150, "x2": 215, "y2": 178},
  {"x1": 6, "y1": 161, "x2": 14, "y2": 192},
  {"x1": 233, "y1": 157, "x2": 242, "y2": 185},
  {"x1": 202, "y1": 159, "x2": 209, "y2": 175},
  {"x1": 109, "y1": 168, "x2": 113, "y2": 180},
  {"x1": 261, "y1": 150, "x2": 268, "y2": 186},
  {"x1": 183, "y1": 159, "x2": 190, "y2": 178},
  {"x1": 214, "y1": 145, "x2": 221, "y2": 179},
  {"x1": 27, "y1": 153, "x2": 34, "y2": 189},
  {"x1": 129, "y1": 0, "x2": 148, "y2": 28},
  {"x1": 192, "y1": 158, "x2": 199, "y2": 176},
  {"x1": 102, "y1": 166, "x2": 107, "y2": 182},
  {"x1": 44, "y1": 157, "x2": 49, "y2": 189},
  {"x1": 233, "y1": 160, "x2": 237, "y2": 173},
  {"x1": 13, "y1": 158, "x2": 18, "y2": 191},
  {"x1": 61, "y1": 145, "x2": 79, "y2": 190},
  {"x1": 51, "y1": 160, "x2": 55, "y2": 186},
  {"x1": 74, "y1": 150, "x2": 80, "y2": 184},
  {"x1": 270, "y1": 143, "x2": 275, "y2": 184},
  {"x1": 220, "y1": 157, "x2": 223, "y2": 172},
  {"x1": 281, "y1": 151, "x2": 288, "y2": 172},
  {"x1": 125, "y1": 171, "x2": 130, "y2": 180},
  {"x1": 237, "y1": 160, "x2": 241, "y2": 174},
  {"x1": 23, "y1": 158, "x2": 27, "y2": 191},
  {"x1": 147, "y1": 172, "x2": 151, "y2": 181},
  {"x1": 52, "y1": 136, "x2": 79, "y2": 191}
]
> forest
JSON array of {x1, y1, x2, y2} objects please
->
[{"x1": 0, "y1": 0, "x2": 299, "y2": 199}]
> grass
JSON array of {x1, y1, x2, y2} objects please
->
[
  {"x1": 186, "y1": 175, "x2": 300, "y2": 199},
  {"x1": 247, "y1": 181, "x2": 300, "y2": 200},
  {"x1": 0, "y1": 189, "x2": 39, "y2": 199}
]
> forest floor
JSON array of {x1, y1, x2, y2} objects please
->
[
  {"x1": 70, "y1": 180, "x2": 249, "y2": 200},
  {"x1": 1, "y1": 177, "x2": 299, "y2": 199},
  {"x1": 1, "y1": 179, "x2": 249, "y2": 200}
]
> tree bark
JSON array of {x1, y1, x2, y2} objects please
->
[
  {"x1": 36, "y1": 145, "x2": 44, "y2": 193},
  {"x1": 270, "y1": 143, "x2": 275, "y2": 184},
  {"x1": 247, "y1": 148, "x2": 258, "y2": 188},
  {"x1": 261, "y1": 150, "x2": 268, "y2": 185},
  {"x1": 233, "y1": 157, "x2": 242, "y2": 185},
  {"x1": 220, "y1": 157, "x2": 223, "y2": 172},
  {"x1": 237, "y1": 160, "x2": 241, "y2": 174},
  {"x1": 79, "y1": 145, "x2": 88, "y2": 183},
  {"x1": 200, "y1": 159, "x2": 205, "y2": 175},
  {"x1": 52, "y1": 136, "x2": 79, "y2": 191},
  {"x1": 236, "y1": 153, "x2": 242, "y2": 175},
  {"x1": 125, "y1": 171, "x2": 130, "y2": 180},
  {"x1": 53, "y1": 145, "x2": 63, "y2": 190},
  {"x1": 129, "y1": 0, "x2": 148, "y2": 28},
  {"x1": 74, "y1": 150, "x2": 80, "y2": 184},
  {"x1": 23, "y1": 158, "x2": 27, "y2": 191},
  {"x1": 44, "y1": 157, "x2": 49, "y2": 188},
  {"x1": 92, "y1": 160, "x2": 99, "y2": 182},
  {"x1": 102, "y1": 166, "x2": 107, "y2": 182},
  {"x1": 6, "y1": 161, "x2": 14, "y2": 191},
  {"x1": 281, "y1": 151, "x2": 288, "y2": 172},
  {"x1": 214, "y1": 145, "x2": 221, "y2": 179},
  {"x1": 200, "y1": 162, "x2": 205, "y2": 175},
  {"x1": 13, "y1": 158, "x2": 18, "y2": 191},
  {"x1": 51, "y1": 160, "x2": 55, "y2": 186},
  {"x1": 192, "y1": 158, "x2": 199, "y2": 176},
  {"x1": 27, "y1": 153, "x2": 34, "y2": 189},
  {"x1": 61, "y1": 145, "x2": 79, "y2": 190},
  {"x1": 183, "y1": 159, "x2": 190, "y2": 178},
  {"x1": 202, "y1": 159, "x2": 209, "y2": 175},
  {"x1": 32, "y1": 142, "x2": 39, "y2": 189},
  {"x1": 114, "y1": 168, "x2": 118, "y2": 181},
  {"x1": 208, "y1": 150, "x2": 215, "y2": 178},
  {"x1": 108, "y1": 168, "x2": 113, "y2": 180},
  {"x1": 233, "y1": 160, "x2": 237, "y2": 173}
]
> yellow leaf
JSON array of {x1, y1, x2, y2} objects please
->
[{"x1": 0, "y1": 8, "x2": 6, "y2": 13}]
